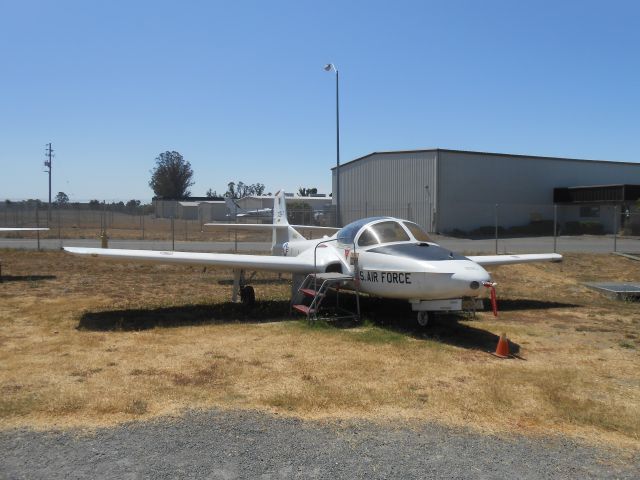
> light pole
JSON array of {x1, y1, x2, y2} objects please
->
[
  {"x1": 324, "y1": 63, "x2": 340, "y2": 227},
  {"x1": 424, "y1": 185, "x2": 431, "y2": 232}
]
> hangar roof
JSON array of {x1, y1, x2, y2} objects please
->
[{"x1": 332, "y1": 148, "x2": 639, "y2": 170}]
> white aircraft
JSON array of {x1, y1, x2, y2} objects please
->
[
  {"x1": 64, "y1": 191, "x2": 561, "y2": 325},
  {"x1": 225, "y1": 197, "x2": 272, "y2": 219}
]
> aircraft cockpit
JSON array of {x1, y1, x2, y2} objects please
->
[
  {"x1": 336, "y1": 217, "x2": 464, "y2": 260},
  {"x1": 336, "y1": 217, "x2": 433, "y2": 249}
]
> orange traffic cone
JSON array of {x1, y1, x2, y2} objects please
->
[{"x1": 493, "y1": 333, "x2": 510, "y2": 358}]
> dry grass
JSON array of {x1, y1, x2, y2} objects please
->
[
  {"x1": 0, "y1": 249, "x2": 639, "y2": 450},
  {"x1": 0, "y1": 224, "x2": 270, "y2": 242}
]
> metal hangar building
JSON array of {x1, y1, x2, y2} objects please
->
[{"x1": 331, "y1": 149, "x2": 640, "y2": 234}]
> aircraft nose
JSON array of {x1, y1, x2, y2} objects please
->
[{"x1": 451, "y1": 264, "x2": 491, "y2": 295}]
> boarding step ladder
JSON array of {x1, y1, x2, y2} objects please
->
[{"x1": 291, "y1": 272, "x2": 361, "y2": 322}]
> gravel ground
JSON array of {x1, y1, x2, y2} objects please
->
[{"x1": 1, "y1": 410, "x2": 638, "y2": 479}]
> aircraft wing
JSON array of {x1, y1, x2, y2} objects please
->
[
  {"x1": 63, "y1": 247, "x2": 319, "y2": 274},
  {"x1": 204, "y1": 223, "x2": 280, "y2": 232},
  {"x1": 0, "y1": 228, "x2": 49, "y2": 232},
  {"x1": 204, "y1": 223, "x2": 339, "y2": 234},
  {"x1": 466, "y1": 253, "x2": 563, "y2": 266},
  {"x1": 292, "y1": 225, "x2": 339, "y2": 234}
]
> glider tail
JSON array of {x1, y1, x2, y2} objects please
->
[
  {"x1": 271, "y1": 190, "x2": 305, "y2": 255},
  {"x1": 225, "y1": 197, "x2": 242, "y2": 216}
]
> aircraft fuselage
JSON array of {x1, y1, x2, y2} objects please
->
[{"x1": 282, "y1": 233, "x2": 491, "y2": 302}]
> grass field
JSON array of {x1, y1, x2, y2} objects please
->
[{"x1": 0, "y1": 249, "x2": 639, "y2": 449}]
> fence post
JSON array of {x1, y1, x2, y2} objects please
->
[
  {"x1": 141, "y1": 215, "x2": 145, "y2": 240},
  {"x1": 613, "y1": 205, "x2": 618, "y2": 253},
  {"x1": 553, "y1": 204, "x2": 557, "y2": 253},
  {"x1": 185, "y1": 219, "x2": 188, "y2": 241},
  {"x1": 36, "y1": 207, "x2": 40, "y2": 251},
  {"x1": 102, "y1": 201, "x2": 106, "y2": 232},
  {"x1": 171, "y1": 216, "x2": 175, "y2": 251},
  {"x1": 494, "y1": 203, "x2": 499, "y2": 254},
  {"x1": 57, "y1": 207, "x2": 62, "y2": 249}
]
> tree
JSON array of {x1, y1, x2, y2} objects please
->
[
  {"x1": 298, "y1": 187, "x2": 318, "y2": 197},
  {"x1": 205, "y1": 188, "x2": 223, "y2": 199},
  {"x1": 149, "y1": 151, "x2": 194, "y2": 199},
  {"x1": 253, "y1": 183, "x2": 266, "y2": 196},
  {"x1": 225, "y1": 181, "x2": 266, "y2": 199},
  {"x1": 55, "y1": 191, "x2": 69, "y2": 205},
  {"x1": 126, "y1": 199, "x2": 141, "y2": 212}
]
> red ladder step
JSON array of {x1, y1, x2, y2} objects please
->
[
  {"x1": 300, "y1": 288, "x2": 320, "y2": 298},
  {"x1": 292, "y1": 304, "x2": 314, "y2": 315}
]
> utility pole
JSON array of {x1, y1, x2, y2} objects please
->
[{"x1": 44, "y1": 143, "x2": 53, "y2": 223}]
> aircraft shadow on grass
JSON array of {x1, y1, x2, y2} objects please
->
[
  {"x1": 324, "y1": 296, "x2": 507, "y2": 352},
  {"x1": 78, "y1": 293, "x2": 575, "y2": 352},
  {"x1": 497, "y1": 298, "x2": 579, "y2": 311},
  {"x1": 334, "y1": 294, "x2": 577, "y2": 353},
  {"x1": 78, "y1": 300, "x2": 292, "y2": 331},
  {"x1": 0, "y1": 275, "x2": 56, "y2": 283}
]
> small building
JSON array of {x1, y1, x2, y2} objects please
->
[
  {"x1": 153, "y1": 196, "x2": 220, "y2": 220},
  {"x1": 176, "y1": 201, "x2": 200, "y2": 220},
  {"x1": 332, "y1": 149, "x2": 640, "y2": 234},
  {"x1": 197, "y1": 201, "x2": 227, "y2": 222}
]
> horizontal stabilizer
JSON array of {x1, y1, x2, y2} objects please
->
[
  {"x1": 204, "y1": 223, "x2": 285, "y2": 232},
  {"x1": 467, "y1": 253, "x2": 562, "y2": 266}
]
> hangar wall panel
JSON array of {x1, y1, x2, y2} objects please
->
[
  {"x1": 437, "y1": 151, "x2": 640, "y2": 232},
  {"x1": 332, "y1": 151, "x2": 437, "y2": 229}
]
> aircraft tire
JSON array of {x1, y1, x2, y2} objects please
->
[
  {"x1": 416, "y1": 311, "x2": 432, "y2": 328},
  {"x1": 240, "y1": 286, "x2": 255, "y2": 306}
]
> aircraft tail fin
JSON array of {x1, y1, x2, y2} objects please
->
[
  {"x1": 225, "y1": 197, "x2": 243, "y2": 216},
  {"x1": 271, "y1": 190, "x2": 305, "y2": 255},
  {"x1": 272, "y1": 190, "x2": 288, "y2": 226}
]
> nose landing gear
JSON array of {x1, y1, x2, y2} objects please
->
[{"x1": 416, "y1": 311, "x2": 432, "y2": 327}]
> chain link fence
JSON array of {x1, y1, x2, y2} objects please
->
[
  {"x1": 341, "y1": 200, "x2": 640, "y2": 254},
  {"x1": 0, "y1": 201, "x2": 337, "y2": 243},
  {"x1": 1, "y1": 200, "x2": 639, "y2": 253}
]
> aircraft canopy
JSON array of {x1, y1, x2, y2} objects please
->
[{"x1": 336, "y1": 217, "x2": 432, "y2": 248}]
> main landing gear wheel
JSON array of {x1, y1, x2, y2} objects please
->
[
  {"x1": 416, "y1": 311, "x2": 432, "y2": 327},
  {"x1": 240, "y1": 285, "x2": 255, "y2": 306}
]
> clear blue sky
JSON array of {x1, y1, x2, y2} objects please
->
[{"x1": 1, "y1": 0, "x2": 638, "y2": 202}]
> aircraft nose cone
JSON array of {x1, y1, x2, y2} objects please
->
[{"x1": 451, "y1": 264, "x2": 491, "y2": 295}]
